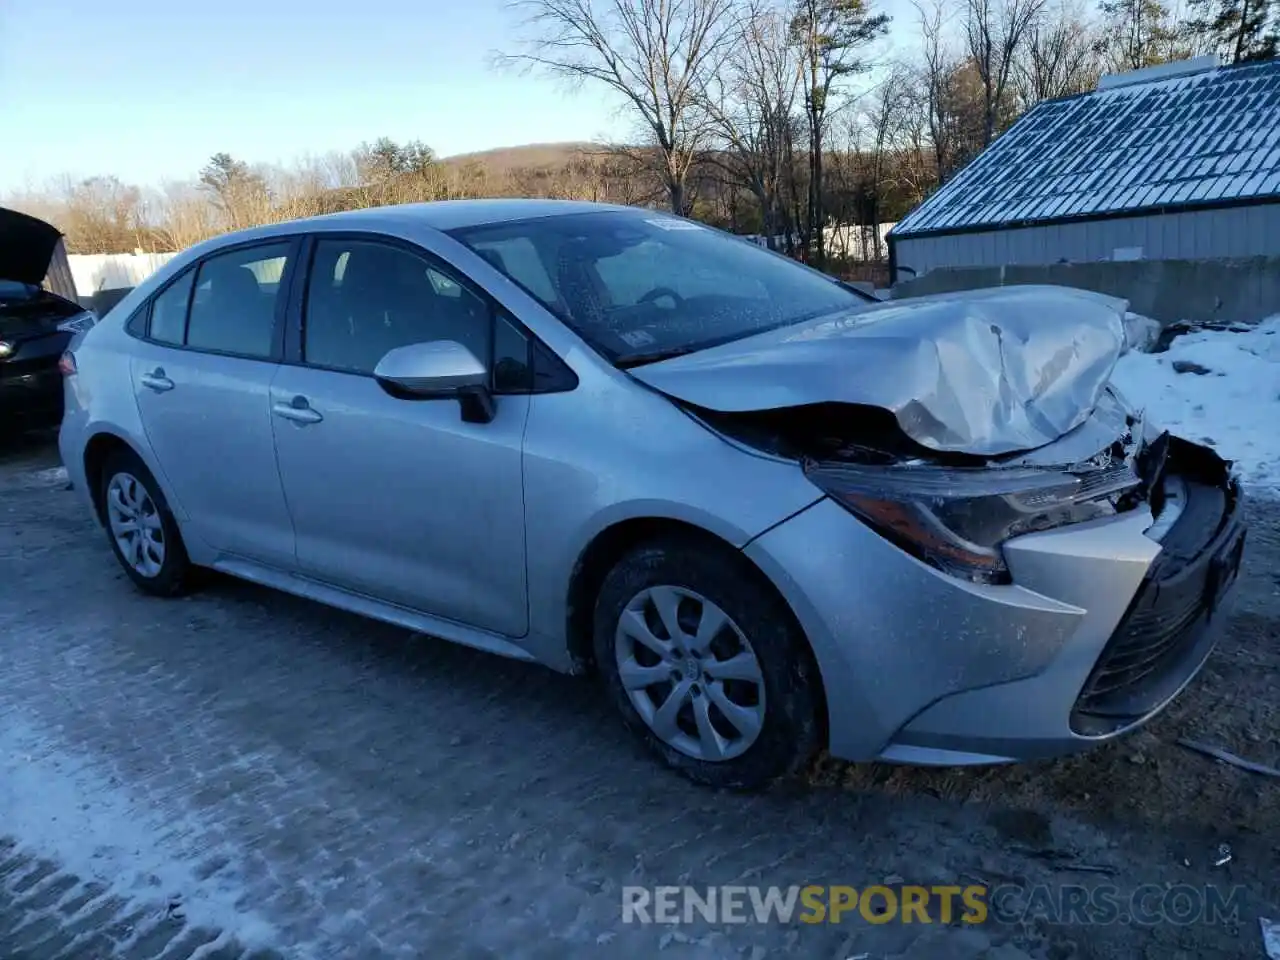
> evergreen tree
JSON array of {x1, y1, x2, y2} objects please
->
[{"x1": 1188, "y1": 0, "x2": 1278, "y2": 63}]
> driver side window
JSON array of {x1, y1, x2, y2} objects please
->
[{"x1": 303, "y1": 239, "x2": 492, "y2": 376}]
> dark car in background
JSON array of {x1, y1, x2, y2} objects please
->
[{"x1": 1, "y1": 208, "x2": 95, "y2": 435}]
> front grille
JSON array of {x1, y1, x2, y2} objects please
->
[
  {"x1": 1071, "y1": 456, "x2": 1244, "y2": 736},
  {"x1": 1078, "y1": 558, "x2": 1210, "y2": 702}
]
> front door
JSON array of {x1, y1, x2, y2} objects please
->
[
  {"x1": 269, "y1": 236, "x2": 529, "y2": 636},
  {"x1": 131, "y1": 240, "x2": 298, "y2": 568}
]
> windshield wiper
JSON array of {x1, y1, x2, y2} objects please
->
[{"x1": 614, "y1": 346, "x2": 702, "y2": 368}]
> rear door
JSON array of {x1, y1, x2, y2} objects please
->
[{"x1": 129, "y1": 239, "x2": 299, "y2": 568}]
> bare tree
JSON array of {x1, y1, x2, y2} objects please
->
[
  {"x1": 154, "y1": 182, "x2": 218, "y2": 251},
  {"x1": 856, "y1": 68, "x2": 916, "y2": 258},
  {"x1": 699, "y1": 1, "x2": 802, "y2": 246},
  {"x1": 58, "y1": 176, "x2": 153, "y2": 254},
  {"x1": 591, "y1": 144, "x2": 669, "y2": 205},
  {"x1": 1015, "y1": 0, "x2": 1100, "y2": 108},
  {"x1": 913, "y1": 0, "x2": 962, "y2": 184},
  {"x1": 790, "y1": 0, "x2": 891, "y2": 267},
  {"x1": 883, "y1": 70, "x2": 938, "y2": 206},
  {"x1": 964, "y1": 0, "x2": 1050, "y2": 147},
  {"x1": 500, "y1": 0, "x2": 737, "y2": 213},
  {"x1": 1098, "y1": 0, "x2": 1190, "y2": 69}
]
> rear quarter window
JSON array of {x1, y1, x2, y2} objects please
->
[{"x1": 149, "y1": 272, "x2": 195, "y2": 345}]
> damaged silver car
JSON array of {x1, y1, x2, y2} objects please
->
[{"x1": 59, "y1": 201, "x2": 1246, "y2": 788}]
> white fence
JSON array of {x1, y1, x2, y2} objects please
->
[
  {"x1": 825, "y1": 222, "x2": 895, "y2": 260},
  {"x1": 742, "y1": 222, "x2": 896, "y2": 260},
  {"x1": 68, "y1": 252, "x2": 177, "y2": 299}
]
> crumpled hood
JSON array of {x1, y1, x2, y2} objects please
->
[
  {"x1": 630, "y1": 285, "x2": 1130, "y2": 456},
  {"x1": 0, "y1": 207, "x2": 63, "y2": 286}
]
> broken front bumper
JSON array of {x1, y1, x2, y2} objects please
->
[
  {"x1": 1071, "y1": 473, "x2": 1245, "y2": 735},
  {"x1": 744, "y1": 437, "x2": 1245, "y2": 765},
  {"x1": 884, "y1": 444, "x2": 1244, "y2": 764}
]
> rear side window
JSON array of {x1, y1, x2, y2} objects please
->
[
  {"x1": 185, "y1": 243, "x2": 291, "y2": 358},
  {"x1": 125, "y1": 306, "x2": 148, "y2": 338},
  {"x1": 149, "y1": 271, "x2": 195, "y2": 345}
]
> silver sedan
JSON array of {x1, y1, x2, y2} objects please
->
[{"x1": 58, "y1": 200, "x2": 1245, "y2": 788}]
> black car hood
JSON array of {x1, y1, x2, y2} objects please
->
[{"x1": 0, "y1": 207, "x2": 64, "y2": 286}]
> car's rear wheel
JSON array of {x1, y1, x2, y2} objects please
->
[
  {"x1": 100, "y1": 449, "x2": 193, "y2": 597},
  {"x1": 593, "y1": 537, "x2": 821, "y2": 789}
]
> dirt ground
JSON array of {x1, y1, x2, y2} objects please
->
[{"x1": 1, "y1": 430, "x2": 1277, "y2": 960}]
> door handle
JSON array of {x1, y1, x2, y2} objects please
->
[
  {"x1": 273, "y1": 396, "x2": 323, "y2": 425},
  {"x1": 139, "y1": 369, "x2": 174, "y2": 392}
]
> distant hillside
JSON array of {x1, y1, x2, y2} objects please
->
[{"x1": 440, "y1": 142, "x2": 607, "y2": 174}]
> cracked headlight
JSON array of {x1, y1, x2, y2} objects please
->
[{"x1": 804, "y1": 460, "x2": 1140, "y2": 584}]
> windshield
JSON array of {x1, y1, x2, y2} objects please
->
[{"x1": 448, "y1": 211, "x2": 871, "y2": 364}]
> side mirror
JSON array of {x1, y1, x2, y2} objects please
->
[{"x1": 373, "y1": 340, "x2": 495, "y2": 423}]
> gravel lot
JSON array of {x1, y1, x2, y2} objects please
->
[{"x1": 2, "y1": 432, "x2": 1277, "y2": 960}]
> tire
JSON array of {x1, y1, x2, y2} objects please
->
[
  {"x1": 593, "y1": 536, "x2": 821, "y2": 790},
  {"x1": 99, "y1": 449, "x2": 194, "y2": 597}
]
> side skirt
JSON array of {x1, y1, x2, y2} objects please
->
[{"x1": 212, "y1": 555, "x2": 537, "y2": 663}]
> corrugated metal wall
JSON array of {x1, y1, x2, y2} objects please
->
[{"x1": 893, "y1": 203, "x2": 1280, "y2": 277}]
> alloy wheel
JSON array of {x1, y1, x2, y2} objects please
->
[
  {"x1": 614, "y1": 585, "x2": 767, "y2": 762},
  {"x1": 105, "y1": 471, "x2": 166, "y2": 578}
]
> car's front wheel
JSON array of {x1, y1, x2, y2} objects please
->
[
  {"x1": 100, "y1": 449, "x2": 193, "y2": 597},
  {"x1": 593, "y1": 537, "x2": 822, "y2": 789}
]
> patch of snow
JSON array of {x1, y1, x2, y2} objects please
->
[
  {"x1": 1111, "y1": 315, "x2": 1280, "y2": 494},
  {"x1": 0, "y1": 708, "x2": 278, "y2": 949},
  {"x1": 1122, "y1": 312, "x2": 1161, "y2": 354},
  {"x1": 5, "y1": 466, "x2": 69, "y2": 490}
]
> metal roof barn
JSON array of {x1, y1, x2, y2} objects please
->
[{"x1": 888, "y1": 56, "x2": 1280, "y2": 283}]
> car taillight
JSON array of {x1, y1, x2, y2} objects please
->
[{"x1": 58, "y1": 351, "x2": 77, "y2": 376}]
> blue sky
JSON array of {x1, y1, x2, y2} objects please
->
[
  {"x1": 0, "y1": 0, "x2": 913, "y2": 194},
  {"x1": 0, "y1": 0, "x2": 635, "y2": 191}
]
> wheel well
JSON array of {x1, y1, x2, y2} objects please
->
[
  {"x1": 564, "y1": 517, "x2": 829, "y2": 743},
  {"x1": 82, "y1": 433, "x2": 135, "y2": 524}
]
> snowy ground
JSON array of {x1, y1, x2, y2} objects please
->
[{"x1": 1113, "y1": 315, "x2": 1280, "y2": 494}]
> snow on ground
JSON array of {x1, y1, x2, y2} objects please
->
[
  {"x1": 1112, "y1": 315, "x2": 1280, "y2": 494},
  {"x1": 0, "y1": 704, "x2": 278, "y2": 952}
]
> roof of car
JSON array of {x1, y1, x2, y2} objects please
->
[
  {"x1": 341, "y1": 198, "x2": 642, "y2": 230},
  {"x1": 207, "y1": 199, "x2": 646, "y2": 250},
  {"x1": 132, "y1": 199, "x2": 674, "y2": 307}
]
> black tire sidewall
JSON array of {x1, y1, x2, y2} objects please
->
[
  {"x1": 593, "y1": 538, "x2": 821, "y2": 789},
  {"x1": 100, "y1": 450, "x2": 190, "y2": 597}
]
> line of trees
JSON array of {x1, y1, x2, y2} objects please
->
[
  {"x1": 502, "y1": 0, "x2": 1277, "y2": 265},
  {"x1": 5, "y1": 0, "x2": 1276, "y2": 272}
]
